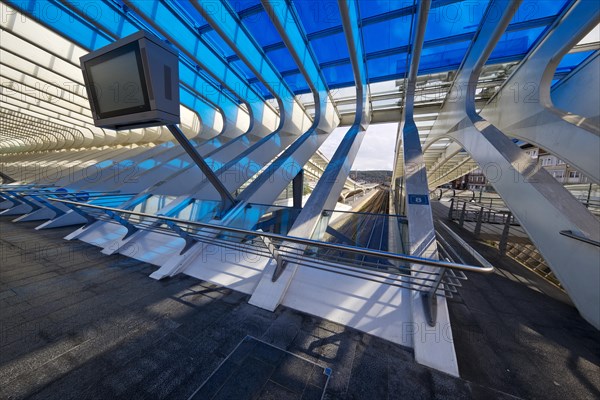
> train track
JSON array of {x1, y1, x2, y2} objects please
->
[{"x1": 318, "y1": 187, "x2": 392, "y2": 269}]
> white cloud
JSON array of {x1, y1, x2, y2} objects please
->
[{"x1": 319, "y1": 122, "x2": 399, "y2": 170}]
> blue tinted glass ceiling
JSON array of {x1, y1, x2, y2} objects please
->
[
  {"x1": 321, "y1": 63, "x2": 355, "y2": 88},
  {"x1": 14, "y1": 0, "x2": 112, "y2": 50},
  {"x1": 367, "y1": 53, "x2": 409, "y2": 82},
  {"x1": 173, "y1": 0, "x2": 572, "y2": 93},
  {"x1": 489, "y1": 27, "x2": 546, "y2": 61},
  {"x1": 229, "y1": 0, "x2": 261, "y2": 13},
  {"x1": 251, "y1": 81, "x2": 272, "y2": 98},
  {"x1": 7, "y1": 0, "x2": 574, "y2": 100},
  {"x1": 556, "y1": 51, "x2": 595, "y2": 73},
  {"x1": 172, "y1": 1, "x2": 208, "y2": 26},
  {"x1": 484, "y1": 0, "x2": 573, "y2": 63},
  {"x1": 357, "y1": 0, "x2": 412, "y2": 19},
  {"x1": 241, "y1": 7, "x2": 308, "y2": 97},
  {"x1": 266, "y1": 47, "x2": 300, "y2": 72},
  {"x1": 294, "y1": 1, "x2": 343, "y2": 34},
  {"x1": 509, "y1": 0, "x2": 571, "y2": 24},
  {"x1": 283, "y1": 73, "x2": 311, "y2": 93},
  {"x1": 242, "y1": 10, "x2": 282, "y2": 47},
  {"x1": 310, "y1": 32, "x2": 350, "y2": 63},
  {"x1": 420, "y1": 41, "x2": 471, "y2": 72},
  {"x1": 362, "y1": 16, "x2": 412, "y2": 53},
  {"x1": 242, "y1": 6, "x2": 308, "y2": 98},
  {"x1": 231, "y1": 60, "x2": 258, "y2": 81},
  {"x1": 425, "y1": 1, "x2": 490, "y2": 42},
  {"x1": 204, "y1": 30, "x2": 237, "y2": 58}
]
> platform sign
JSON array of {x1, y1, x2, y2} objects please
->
[
  {"x1": 80, "y1": 31, "x2": 180, "y2": 130},
  {"x1": 407, "y1": 194, "x2": 429, "y2": 205}
]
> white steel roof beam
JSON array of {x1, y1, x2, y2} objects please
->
[
  {"x1": 427, "y1": 0, "x2": 600, "y2": 329},
  {"x1": 481, "y1": 0, "x2": 600, "y2": 184}
]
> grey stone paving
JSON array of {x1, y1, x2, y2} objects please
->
[
  {"x1": 432, "y1": 201, "x2": 600, "y2": 400},
  {"x1": 189, "y1": 336, "x2": 329, "y2": 400},
  {"x1": 0, "y1": 215, "x2": 596, "y2": 399}
]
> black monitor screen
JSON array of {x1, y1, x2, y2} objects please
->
[{"x1": 85, "y1": 42, "x2": 151, "y2": 119}]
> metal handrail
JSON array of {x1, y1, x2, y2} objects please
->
[
  {"x1": 0, "y1": 184, "x2": 55, "y2": 188},
  {"x1": 559, "y1": 230, "x2": 600, "y2": 247},
  {"x1": 2, "y1": 191, "x2": 136, "y2": 199},
  {"x1": 447, "y1": 192, "x2": 600, "y2": 212},
  {"x1": 50, "y1": 198, "x2": 494, "y2": 274},
  {"x1": 452, "y1": 199, "x2": 511, "y2": 213},
  {"x1": 445, "y1": 195, "x2": 564, "y2": 287},
  {"x1": 323, "y1": 208, "x2": 408, "y2": 220},
  {"x1": 80, "y1": 208, "x2": 463, "y2": 297},
  {"x1": 93, "y1": 213, "x2": 451, "y2": 291},
  {"x1": 73, "y1": 212, "x2": 463, "y2": 298}
]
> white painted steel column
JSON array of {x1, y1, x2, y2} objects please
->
[
  {"x1": 481, "y1": 0, "x2": 600, "y2": 183},
  {"x1": 427, "y1": 0, "x2": 600, "y2": 329},
  {"x1": 248, "y1": 0, "x2": 370, "y2": 312},
  {"x1": 552, "y1": 52, "x2": 599, "y2": 120},
  {"x1": 393, "y1": 0, "x2": 459, "y2": 376}
]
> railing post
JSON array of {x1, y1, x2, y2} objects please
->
[
  {"x1": 498, "y1": 211, "x2": 511, "y2": 255},
  {"x1": 448, "y1": 197, "x2": 454, "y2": 219},
  {"x1": 423, "y1": 268, "x2": 446, "y2": 327},
  {"x1": 458, "y1": 201, "x2": 467, "y2": 227},
  {"x1": 474, "y1": 206, "x2": 484, "y2": 236}
]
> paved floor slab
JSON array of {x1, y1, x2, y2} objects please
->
[{"x1": 2, "y1": 215, "x2": 597, "y2": 399}]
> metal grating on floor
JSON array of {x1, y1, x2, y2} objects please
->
[{"x1": 189, "y1": 336, "x2": 331, "y2": 400}]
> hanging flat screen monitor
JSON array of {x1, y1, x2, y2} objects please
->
[
  {"x1": 81, "y1": 31, "x2": 180, "y2": 130},
  {"x1": 86, "y1": 42, "x2": 150, "y2": 119}
]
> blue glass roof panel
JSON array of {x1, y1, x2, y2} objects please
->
[
  {"x1": 14, "y1": 0, "x2": 112, "y2": 51},
  {"x1": 293, "y1": 1, "x2": 343, "y2": 34},
  {"x1": 204, "y1": 30, "x2": 237, "y2": 58},
  {"x1": 489, "y1": 26, "x2": 546, "y2": 61},
  {"x1": 321, "y1": 62, "x2": 354, "y2": 88},
  {"x1": 509, "y1": 0, "x2": 571, "y2": 24},
  {"x1": 172, "y1": 1, "x2": 209, "y2": 27},
  {"x1": 7, "y1": 0, "x2": 574, "y2": 98},
  {"x1": 362, "y1": 16, "x2": 412, "y2": 54},
  {"x1": 555, "y1": 51, "x2": 594, "y2": 73},
  {"x1": 283, "y1": 73, "x2": 311, "y2": 92},
  {"x1": 266, "y1": 47, "x2": 300, "y2": 72},
  {"x1": 309, "y1": 32, "x2": 350, "y2": 63},
  {"x1": 68, "y1": 0, "x2": 139, "y2": 39},
  {"x1": 419, "y1": 41, "x2": 471, "y2": 72},
  {"x1": 367, "y1": 53, "x2": 408, "y2": 81},
  {"x1": 230, "y1": 0, "x2": 261, "y2": 13},
  {"x1": 251, "y1": 80, "x2": 272, "y2": 98},
  {"x1": 357, "y1": 0, "x2": 412, "y2": 19},
  {"x1": 424, "y1": 1, "x2": 490, "y2": 42},
  {"x1": 231, "y1": 60, "x2": 258, "y2": 81},
  {"x1": 242, "y1": 9, "x2": 282, "y2": 47},
  {"x1": 264, "y1": 48, "x2": 309, "y2": 94}
]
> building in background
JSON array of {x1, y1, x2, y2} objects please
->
[{"x1": 453, "y1": 143, "x2": 589, "y2": 190}]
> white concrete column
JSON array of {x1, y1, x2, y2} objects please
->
[
  {"x1": 481, "y1": 0, "x2": 600, "y2": 183},
  {"x1": 427, "y1": 0, "x2": 600, "y2": 329}
]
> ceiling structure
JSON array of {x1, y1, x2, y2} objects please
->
[{"x1": 0, "y1": 0, "x2": 598, "y2": 184}]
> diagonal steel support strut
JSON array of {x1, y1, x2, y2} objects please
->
[{"x1": 166, "y1": 124, "x2": 236, "y2": 217}]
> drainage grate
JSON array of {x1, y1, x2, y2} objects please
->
[{"x1": 189, "y1": 336, "x2": 331, "y2": 400}]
